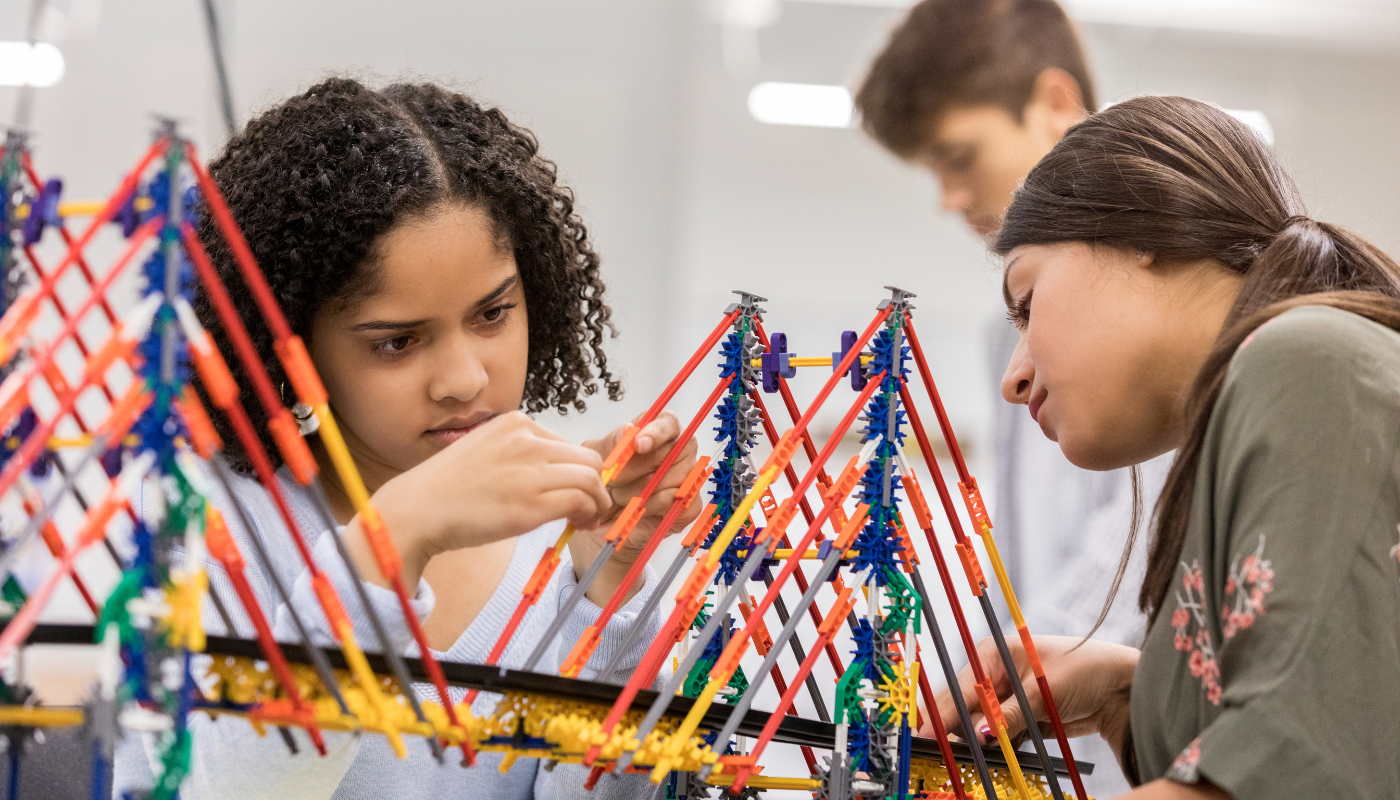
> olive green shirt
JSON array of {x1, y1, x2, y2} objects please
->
[{"x1": 1131, "y1": 305, "x2": 1400, "y2": 799}]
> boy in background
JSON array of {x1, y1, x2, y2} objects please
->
[{"x1": 856, "y1": 1, "x2": 1173, "y2": 794}]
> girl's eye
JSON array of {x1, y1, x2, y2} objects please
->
[
  {"x1": 480, "y1": 303, "x2": 517, "y2": 327},
  {"x1": 372, "y1": 335, "x2": 417, "y2": 357},
  {"x1": 1007, "y1": 294, "x2": 1032, "y2": 330}
]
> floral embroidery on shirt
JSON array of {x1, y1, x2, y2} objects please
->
[
  {"x1": 1167, "y1": 737, "x2": 1203, "y2": 783},
  {"x1": 1223, "y1": 535, "x2": 1275, "y2": 639},
  {"x1": 1171, "y1": 561, "x2": 1222, "y2": 705}
]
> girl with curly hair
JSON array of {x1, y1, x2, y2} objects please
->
[
  {"x1": 937, "y1": 96, "x2": 1400, "y2": 799},
  {"x1": 115, "y1": 78, "x2": 698, "y2": 800}
]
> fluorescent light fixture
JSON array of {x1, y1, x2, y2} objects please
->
[
  {"x1": 748, "y1": 82, "x2": 854, "y2": 128},
  {"x1": 1224, "y1": 108, "x2": 1275, "y2": 145},
  {"x1": 0, "y1": 42, "x2": 65, "y2": 88}
]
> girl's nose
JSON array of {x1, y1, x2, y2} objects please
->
[
  {"x1": 428, "y1": 336, "x2": 489, "y2": 404},
  {"x1": 1000, "y1": 334, "x2": 1034, "y2": 405}
]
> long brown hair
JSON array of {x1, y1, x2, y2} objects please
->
[{"x1": 993, "y1": 95, "x2": 1400, "y2": 624}]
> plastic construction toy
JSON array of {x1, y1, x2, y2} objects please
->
[{"x1": 0, "y1": 125, "x2": 1092, "y2": 800}]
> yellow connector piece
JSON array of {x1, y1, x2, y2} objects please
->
[
  {"x1": 650, "y1": 674, "x2": 728, "y2": 781},
  {"x1": 877, "y1": 660, "x2": 920, "y2": 723},
  {"x1": 201, "y1": 656, "x2": 477, "y2": 746},
  {"x1": 332, "y1": 618, "x2": 408, "y2": 759},
  {"x1": 163, "y1": 569, "x2": 208, "y2": 652}
]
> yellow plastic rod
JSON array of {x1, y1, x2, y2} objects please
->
[
  {"x1": 747, "y1": 355, "x2": 875, "y2": 368},
  {"x1": 651, "y1": 675, "x2": 728, "y2": 780},
  {"x1": 993, "y1": 726, "x2": 1035, "y2": 800},
  {"x1": 13, "y1": 197, "x2": 156, "y2": 219},
  {"x1": 0, "y1": 706, "x2": 85, "y2": 727},
  {"x1": 704, "y1": 774, "x2": 823, "y2": 791},
  {"x1": 768, "y1": 548, "x2": 858, "y2": 560}
]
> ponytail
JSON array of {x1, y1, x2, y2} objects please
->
[
  {"x1": 1231, "y1": 217, "x2": 1400, "y2": 319},
  {"x1": 993, "y1": 96, "x2": 1400, "y2": 624}
]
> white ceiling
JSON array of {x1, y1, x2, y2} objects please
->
[{"x1": 786, "y1": 0, "x2": 1400, "y2": 47}]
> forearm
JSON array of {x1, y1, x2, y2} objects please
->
[
  {"x1": 556, "y1": 558, "x2": 662, "y2": 681},
  {"x1": 273, "y1": 533, "x2": 435, "y2": 652},
  {"x1": 568, "y1": 535, "x2": 646, "y2": 606},
  {"x1": 340, "y1": 476, "x2": 438, "y2": 590}
]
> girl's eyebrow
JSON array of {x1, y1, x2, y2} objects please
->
[
  {"x1": 350, "y1": 318, "x2": 431, "y2": 332},
  {"x1": 471, "y1": 274, "x2": 518, "y2": 311},
  {"x1": 1002, "y1": 255, "x2": 1022, "y2": 307},
  {"x1": 348, "y1": 276, "x2": 519, "y2": 333}
]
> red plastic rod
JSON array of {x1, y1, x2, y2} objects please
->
[
  {"x1": 584, "y1": 355, "x2": 888, "y2": 766},
  {"x1": 555, "y1": 374, "x2": 733, "y2": 678},
  {"x1": 0, "y1": 219, "x2": 163, "y2": 496},
  {"x1": 205, "y1": 505, "x2": 328, "y2": 755},
  {"x1": 730, "y1": 585, "x2": 855, "y2": 793},
  {"x1": 0, "y1": 140, "x2": 165, "y2": 354}
]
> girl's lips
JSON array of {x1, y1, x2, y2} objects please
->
[
  {"x1": 424, "y1": 415, "x2": 493, "y2": 446},
  {"x1": 1028, "y1": 389, "x2": 1047, "y2": 424},
  {"x1": 425, "y1": 427, "x2": 475, "y2": 446}
]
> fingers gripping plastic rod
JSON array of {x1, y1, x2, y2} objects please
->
[
  {"x1": 529, "y1": 374, "x2": 733, "y2": 677},
  {"x1": 483, "y1": 309, "x2": 744, "y2": 672}
]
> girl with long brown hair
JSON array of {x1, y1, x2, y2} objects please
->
[{"x1": 937, "y1": 95, "x2": 1400, "y2": 799}]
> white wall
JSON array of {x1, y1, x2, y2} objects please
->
[{"x1": 5, "y1": 1, "x2": 1397, "y2": 451}]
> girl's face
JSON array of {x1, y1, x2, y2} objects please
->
[
  {"x1": 1000, "y1": 243, "x2": 1241, "y2": 471},
  {"x1": 308, "y1": 204, "x2": 529, "y2": 488}
]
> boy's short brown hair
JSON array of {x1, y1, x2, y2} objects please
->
[{"x1": 855, "y1": 0, "x2": 1096, "y2": 158}]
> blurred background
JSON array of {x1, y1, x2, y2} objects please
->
[
  {"x1": 4, "y1": 0, "x2": 1397, "y2": 457},
  {"x1": 0, "y1": 0, "x2": 1397, "y2": 794}
]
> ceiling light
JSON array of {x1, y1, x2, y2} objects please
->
[
  {"x1": 748, "y1": 82, "x2": 854, "y2": 128},
  {"x1": 0, "y1": 42, "x2": 65, "y2": 88}
]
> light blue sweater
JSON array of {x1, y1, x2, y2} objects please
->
[{"x1": 113, "y1": 463, "x2": 661, "y2": 800}]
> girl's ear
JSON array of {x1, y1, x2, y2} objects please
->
[{"x1": 1135, "y1": 250, "x2": 1156, "y2": 268}]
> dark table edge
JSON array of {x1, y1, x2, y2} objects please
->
[{"x1": 10, "y1": 622, "x2": 1091, "y2": 776}]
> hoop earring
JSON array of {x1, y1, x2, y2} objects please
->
[
  {"x1": 281, "y1": 381, "x2": 320, "y2": 436},
  {"x1": 293, "y1": 403, "x2": 319, "y2": 436}
]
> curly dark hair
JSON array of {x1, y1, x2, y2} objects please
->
[{"x1": 195, "y1": 77, "x2": 621, "y2": 472}]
